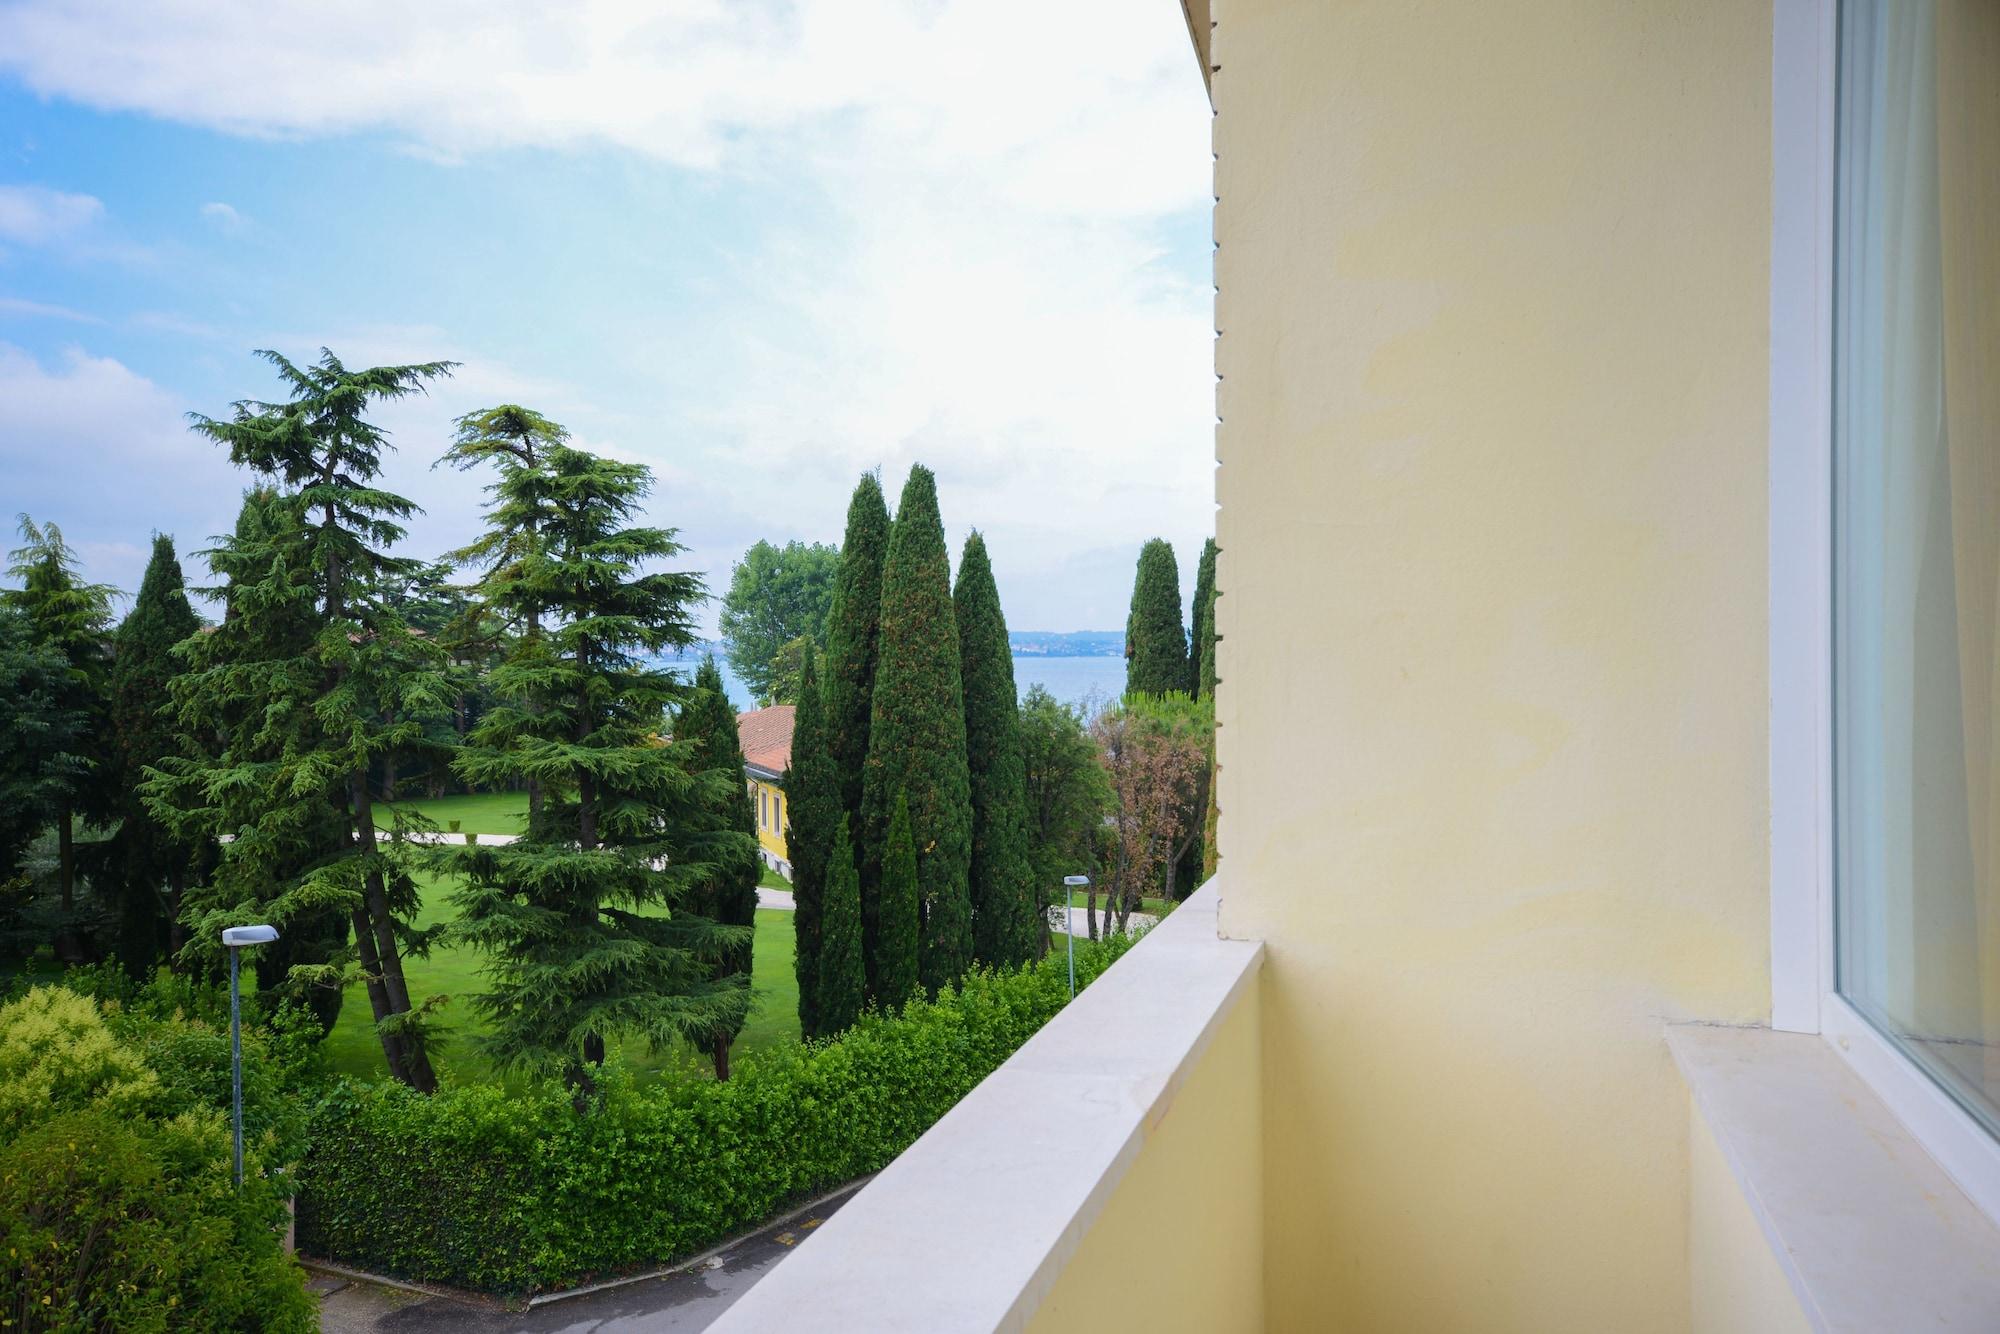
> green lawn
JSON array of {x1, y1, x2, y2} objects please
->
[
  {"x1": 325, "y1": 863, "x2": 801, "y2": 1088},
  {"x1": 374, "y1": 791, "x2": 528, "y2": 836},
  {"x1": 1064, "y1": 889, "x2": 1172, "y2": 916}
]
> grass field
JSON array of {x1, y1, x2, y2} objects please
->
[
  {"x1": 374, "y1": 791, "x2": 528, "y2": 836},
  {"x1": 331, "y1": 794, "x2": 801, "y2": 1086}
]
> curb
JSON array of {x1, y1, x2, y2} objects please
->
[{"x1": 300, "y1": 1175, "x2": 874, "y2": 1314}]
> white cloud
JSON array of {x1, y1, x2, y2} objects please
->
[
  {"x1": 0, "y1": 0, "x2": 1216, "y2": 631},
  {"x1": 199, "y1": 200, "x2": 244, "y2": 230},
  {"x1": 0, "y1": 342, "x2": 240, "y2": 600},
  {"x1": 0, "y1": 183, "x2": 102, "y2": 244},
  {"x1": 0, "y1": 295, "x2": 101, "y2": 322}
]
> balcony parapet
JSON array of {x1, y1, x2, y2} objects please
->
[{"x1": 712, "y1": 878, "x2": 1264, "y2": 1333}]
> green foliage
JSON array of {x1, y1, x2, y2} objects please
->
[
  {"x1": 442, "y1": 433, "x2": 750, "y2": 1092},
  {"x1": 720, "y1": 539, "x2": 840, "y2": 703},
  {"x1": 1191, "y1": 537, "x2": 1218, "y2": 701},
  {"x1": 1018, "y1": 684, "x2": 1111, "y2": 914},
  {"x1": 1124, "y1": 537, "x2": 1191, "y2": 696},
  {"x1": 0, "y1": 985, "x2": 315, "y2": 1331},
  {"x1": 5, "y1": 515, "x2": 117, "y2": 918},
  {"x1": 860, "y1": 465, "x2": 972, "y2": 997},
  {"x1": 678, "y1": 657, "x2": 761, "y2": 1075},
  {"x1": 954, "y1": 532, "x2": 1040, "y2": 968},
  {"x1": 0, "y1": 606, "x2": 85, "y2": 922},
  {"x1": 784, "y1": 651, "x2": 840, "y2": 1038},
  {"x1": 875, "y1": 792, "x2": 921, "y2": 1010},
  {"x1": 296, "y1": 931, "x2": 1137, "y2": 1296},
  {"x1": 822, "y1": 474, "x2": 891, "y2": 831},
  {"x1": 762, "y1": 633, "x2": 823, "y2": 707},
  {"x1": 816, "y1": 815, "x2": 866, "y2": 1033},
  {"x1": 106, "y1": 534, "x2": 206, "y2": 972},
  {"x1": 155, "y1": 349, "x2": 461, "y2": 1090}
]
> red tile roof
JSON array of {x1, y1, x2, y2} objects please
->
[{"x1": 737, "y1": 705, "x2": 795, "y2": 778}]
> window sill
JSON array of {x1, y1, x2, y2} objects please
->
[{"x1": 1667, "y1": 1023, "x2": 2000, "y2": 1331}]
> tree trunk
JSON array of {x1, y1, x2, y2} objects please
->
[
  {"x1": 349, "y1": 905, "x2": 409, "y2": 1087},
  {"x1": 382, "y1": 752, "x2": 399, "y2": 803},
  {"x1": 57, "y1": 808, "x2": 74, "y2": 911},
  {"x1": 351, "y1": 773, "x2": 436, "y2": 1094},
  {"x1": 166, "y1": 869, "x2": 185, "y2": 958},
  {"x1": 712, "y1": 1033, "x2": 732, "y2": 1081}
]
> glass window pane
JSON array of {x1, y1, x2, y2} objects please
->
[{"x1": 1834, "y1": 0, "x2": 2000, "y2": 1136}]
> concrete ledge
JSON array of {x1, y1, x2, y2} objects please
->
[
  {"x1": 1668, "y1": 1023, "x2": 2000, "y2": 1331},
  {"x1": 710, "y1": 880, "x2": 1264, "y2": 1334}
]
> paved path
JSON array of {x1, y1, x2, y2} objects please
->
[
  {"x1": 313, "y1": 1182, "x2": 863, "y2": 1333},
  {"x1": 1051, "y1": 904, "x2": 1157, "y2": 937}
]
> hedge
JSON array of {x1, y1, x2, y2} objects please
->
[{"x1": 296, "y1": 930, "x2": 1136, "y2": 1295}]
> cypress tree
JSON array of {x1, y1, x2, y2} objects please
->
[
  {"x1": 1124, "y1": 538, "x2": 1191, "y2": 696},
  {"x1": 823, "y1": 474, "x2": 891, "y2": 827},
  {"x1": 875, "y1": 792, "x2": 920, "y2": 1010},
  {"x1": 107, "y1": 534, "x2": 203, "y2": 969},
  {"x1": 860, "y1": 465, "x2": 972, "y2": 997},
  {"x1": 784, "y1": 651, "x2": 840, "y2": 1038},
  {"x1": 954, "y1": 532, "x2": 1039, "y2": 968},
  {"x1": 445, "y1": 438, "x2": 751, "y2": 1097},
  {"x1": 817, "y1": 813, "x2": 866, "y2": 1034},
  {"x1": 1190, "y1": 537, "x2": 1218, "y2": 700},
  {"x1": 4, "y1": 517, "x2": 116, "y2": 921},
  {"x1": 679, "y1": 656, "x2": 761, "y2": 1079}
]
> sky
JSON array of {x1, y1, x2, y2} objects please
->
[{"x1": 0, "y1": 0, "x2": 1215, "y2": 637}]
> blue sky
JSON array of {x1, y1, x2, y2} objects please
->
[{"x1": 0, "y1": 0, "x2": 1214, "y2": 635}]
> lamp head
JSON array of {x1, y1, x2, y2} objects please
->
[
  {"x1": 1062, "y1": 875, "x2": 1090, "y2": 887},
  {"x1": 221, "y1": 924, "x2": 279, "y2": 947}
]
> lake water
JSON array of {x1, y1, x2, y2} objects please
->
[{"x1": 660, "y1": 653, "x2": 1124, "y2": 715}]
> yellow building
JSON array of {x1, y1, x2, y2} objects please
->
[
  {"x1": 737, "y1": 704, "x2": 793, "y2": 880},
  {"x1": 719, "y1": 2, "x2": 2000, "y2": 1329}
]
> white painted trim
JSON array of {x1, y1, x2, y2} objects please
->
[
  {"x1": 1768, "y1": 0, "x2": 1838, "y2": 1036},
  {"x1": 1820, "y1": 995, "x2": 2000, "y2": 1228},
  {"x1": 1767, "y1": 0, "x2": 2000, "y2": 1232}
]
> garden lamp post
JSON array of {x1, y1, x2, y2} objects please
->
[
  {"x1": 222, "y1": 923, "x2": 279, "y2": 1187},
  {"x1": 1062, "y1": 876, "x2": 1090, "y2": 1000}
]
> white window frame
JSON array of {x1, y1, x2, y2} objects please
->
[{"x1": 1768, "y1": 0, "x2": 2000, "y2": 1225}]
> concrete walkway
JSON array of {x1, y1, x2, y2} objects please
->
[
  {"x1": 1052, "y1": 904, "x2": 1157, "y2": 937},
  {"x1": 312, "y1": 1182, "x2": 864, "y2": 1333}
]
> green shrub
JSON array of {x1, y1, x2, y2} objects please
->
[
  {"x1": 0, "y1": 988, "x2": 316, "y2": 1330},
  {"x1": 297, "y1": 931, "x2": 1137, "y2": 1294}
]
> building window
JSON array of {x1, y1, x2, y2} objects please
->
[
  {"x1": 759, "y1": 789, "x2": 768, "y2": 829},
  {"x1": 1832, "y1": 0, "x2": 2000, "y2": 1140}
]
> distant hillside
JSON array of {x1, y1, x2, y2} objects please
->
[{"x1": 1009, "y1": 631, "x2": 1124, "y2": 658}]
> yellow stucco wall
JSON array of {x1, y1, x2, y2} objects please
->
[
  {"x1": 1687, "y1": 1095, "x2": 1811, "y2": 1334},
  {"x1": 1210, "y1": 1, "x2": 1773, "y2": 1328},
  {"x1": 1026, "y1": 986, "x2": 1264, "y2": 1334},
  {"x1": 749, "y1": 776, "x2": 789, "y2": 865}
]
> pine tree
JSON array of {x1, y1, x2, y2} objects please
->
[
  {"x1": 875, "y1": 792, "x2": 920, "y2": 1010},
  {"x1": 1190, "y1": 537, "x2": 1218, "y2": 700},
  {"x1": 0, "y1": 606, "x2": 84, "y2": 893},
  {"x1": 441, "y1": 405, "x2": 568, "y2": 825},
  {"x1": 1124, "y1": 538, "x2": 1191, "y2": 696},
  {"x1": 4, "y1": 517, "x2": 116, "y2": 919},
  {"x1": 784, "y1": 651, "x2": 840, "y2": 1038},
  {"x1": 445, "y1": 436, "x2": 751, "y2": 1097},
  {"x1": 954, "y1": 532, "x2": 1039, "y2": 968},
  {"x1": 678, "y1": 656, "x2": 761, "y2": 1079},
  {"x1": 155, "y1": 350, "x2": 457, "y2": 1091},
  {"x1": 860, "y1": 465, "x2": 972, "y2": 997},
  {"x1": 823, "y1": 474, "x2": 891, "y2": 829},
  {"x1": 816, "y1": 813, "x2": 866, "y2": 1033},
  {"x1": 106, "y1": 534, "x2": 203, "y2": 969}
]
